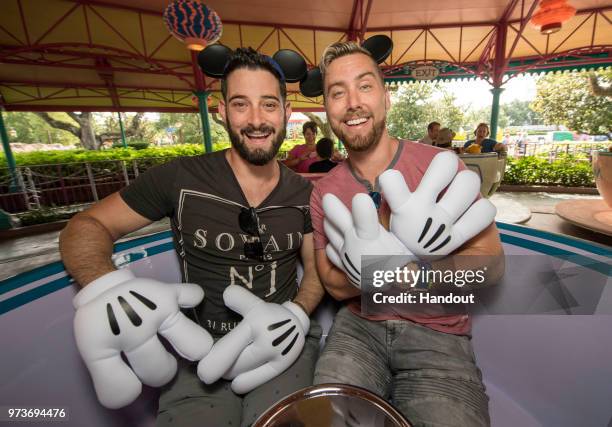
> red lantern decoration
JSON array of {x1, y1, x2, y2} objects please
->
[
  {"x1": 530, "y1": 0, "x2": 576, "y2": 35},
  {"x1": 191, "y1": 94, "x2": 215, "y2": 108},
  {"x1": 163, "y1": 1, "x2": 223, "y2": 51}
]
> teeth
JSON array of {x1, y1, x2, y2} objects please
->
[
  {"x1": 247, "y1": 133, "x2": 270, "y2": 138},
  {"x1": 346, "y1": 118, "x2": 367, "y2": 126}
]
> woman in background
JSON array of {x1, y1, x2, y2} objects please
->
[{"x1": 462, "y1": 123, "x2": 506, "y2": 155}]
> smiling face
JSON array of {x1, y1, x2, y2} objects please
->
[
  {"x1": 323, "y1": 53, "x2": 390, "y2": 152},
  {"x1": 303, "y1": 127, "x2": 317, "y2": 145},
  {"x1": 220, "y1": 68, "x2": 291, "y2": 166}
]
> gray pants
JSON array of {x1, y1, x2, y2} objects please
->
[
  {"x1": 156, "y1": 322, "x2": 322, "y2": 427},
  {"x1": 314, "y1": 306, "x2": 490, "y2": 427}
]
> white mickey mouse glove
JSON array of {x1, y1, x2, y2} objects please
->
[
  {"x1": 323, "y1": 193, "x2": 415, "y2": 288},
  {"x1": 197, "y1": 285, "x2": 309, "y2": 394},
  {"x1": 379, "y1": 151, "x2": 496, "y2": 259},
  {"x1": 73, "y1": 269, "x2": 214, "y2": 409}
]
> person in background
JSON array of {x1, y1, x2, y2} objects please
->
[
  {"x1": 462, "y1": 123, "x2": 507, "y2": 155},
  {"x1": 308, "y1": 138, "x2": 339, "y2": 173},
  {"x1": 285, "y1": 121, "x2": 319, "y2": 172},
  {"x1": 434, "y1": 127, "x2": 455, "y2": 149},
  {"x1": 419, "y1": 121, "x2": 440, "y2": 145}
]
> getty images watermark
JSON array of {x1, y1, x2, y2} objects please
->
[
  {"x1": 371, "y1": 265, "x2": 487, "y2": 305},
  {"x1": 360, "y1": 254, "x2": 611, "y2": 316}
]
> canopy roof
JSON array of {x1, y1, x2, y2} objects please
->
[{"x1": 0, "y1": 0, "x2": 610, "y2": 112}]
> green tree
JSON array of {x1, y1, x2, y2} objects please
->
[
  {"x1": 155, "y1": 112, "x2": 227, "y2": 147},
  {"x1": 386, "y1": 83, "x2": 465, "y2": 140},
  {"x1": 464, "y1": 105, "x2": 509, "y2": 133},
  {"x1": 4, "y1": 112, "x2": 79, "y2": 145},
  {"x1": 502, "y1": 100, "x2": 542, "y2": 126},
  {"x1": 34, "y1": 112, "x2": 147, "y2": 150},
  {"x1": 531, "y1": 70, "x2": 612, "y2": 135},
  {"x1": 100, "y1": 113, "x2": 156, "y2": 145}
]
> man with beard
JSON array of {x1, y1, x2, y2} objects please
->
[
  {"x1": 309, "y1": 42, "x2": 504, "y2": 426},
  {"x1": 60, "y1": 48, "x2": 324, "y2": 427}
]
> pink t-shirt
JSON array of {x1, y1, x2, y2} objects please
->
[
  {"x1": 310, "y1": 140, "x2": 473, "y2": 336},
  {"x1": 288, "y1": 144, "x2": 319, "y2": 173}
]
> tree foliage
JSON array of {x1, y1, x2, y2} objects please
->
[
  {"x1": 501, "y1": 100, "x2": 542, "y2": 126},
  {"x1": 4, "y1": 112, "x2": 79, "y2": 145},
  {"x1": 33, "y1": 112, "x2": 149, "y2": 150},
  {"x1": 155, "y1": 112, "x2": 227, "y2": 146},
  {"x1": 531, "y1": 70, "x2": 612, "y2": 135},
  {"x1": 386, "y1": 83, "x2": 464, "y2": 140}
]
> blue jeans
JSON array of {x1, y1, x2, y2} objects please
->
[
  {"x1": 314, "y1": 306, "x2": 490, "y2": 427},
  {"x1": 157, "y1": 322, "x2": 322, "y2": 427}
]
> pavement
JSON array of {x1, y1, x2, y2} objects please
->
[{"x1": 1, "y1": 192, "x2": 609, "y2": 281}]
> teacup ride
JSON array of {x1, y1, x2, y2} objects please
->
[
  {"x1": 556, "y1": 150, "x2": 612, "y2": 236},
  {"x1": 1, "y1": 223, "x2": 610, "y2": 426},
  {"x1": 458, "y1": 152, "x2": 506, "y2": 198}
]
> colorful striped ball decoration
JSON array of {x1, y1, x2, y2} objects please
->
[{"x1": 163, "y1": 0, "x2": 223, "y2": 51}]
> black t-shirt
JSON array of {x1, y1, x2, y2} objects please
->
[
  {"x1": 120, "y1": 150, "x2": 313, "y2": 335},
  {"x1": 308, "y1": 159, "x2": 338, "y2": 173}
]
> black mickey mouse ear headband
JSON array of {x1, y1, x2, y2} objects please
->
[
  {"x1": 299, "y1": 35, "x2": 393, "y2": 98},
  {"x1": 197, "y1": 44, "x2": 308, "y2": 83}
]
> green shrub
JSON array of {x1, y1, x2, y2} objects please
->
[
  {"x1": 503, "y1": 155, "x2": 595, "y2": 187},
  {"x1": 16, "y1": 207, "x2": 80, "y2": 226},
  {"x1": 112, "y1": 141, "x2": 150, "y2": 150}
]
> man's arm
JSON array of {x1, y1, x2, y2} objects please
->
[
  {"x1": 424, "y1": 222, "x2": 505, "y2": 289},
  {"x1": 494, "y1": 142, "x2": 507, "y2": 155},
  {"x1": 293, "y1": 233, "x2": 326, "y2": 314},
  {"x1": 284, "y1": 149, "x2": 312, "y2": 169},
  {"x1": 314, "y1": 248, "x2": 360, "y2": 301},
  {"x1": 59, "y1": 192, "x2": 154, "y2": 287}
]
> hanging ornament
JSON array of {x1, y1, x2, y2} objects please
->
[
  {"x1": 163, "y1": 0, "x2": 223, "y2": 51},
  {"x1": 530, "y1": 0, "x2": 576, "y2": 35}
]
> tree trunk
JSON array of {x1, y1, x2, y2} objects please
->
[
  {"x1": 36, "y1": 111, "x2": 146, "y2": 150},
  {"x1": 79, "y1": 114, "x2": 100, "y2": 150}
]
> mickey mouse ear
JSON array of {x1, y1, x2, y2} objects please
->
[
  {"x1": 272, "y1": 50, "x2": 308, "y2": 83},
  {"x1": 197, "y1": 44, "x2": 233, "y2": 78},
  {"x1": 361, "y1": 35, "x2": 393, "y2": 64},
  {"x1": 299, "y1": 68, "x2": 323, "y2": 98}
]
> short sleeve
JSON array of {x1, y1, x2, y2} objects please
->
[
  {"x1": 119, "y1": 159, "x2": 178, "y2": 221},
  {"x1": 288, "y1": 145, "x2": 302, "y2": 158},
  {"x1": 309, "y1": 184, "x2": 327, "y2": 250}
]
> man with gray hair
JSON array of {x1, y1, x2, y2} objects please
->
[{"x1": 309, "y1": 41, "x2": 504, "y2": 426}]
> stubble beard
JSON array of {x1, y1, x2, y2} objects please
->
[
  {"x1": 330, "y1": 112, "x2": 386, "y2": 153},
  {"x1": 226, "y1": 115, "x2": 287, "y2": 166}
]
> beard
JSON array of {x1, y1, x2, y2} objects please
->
[
  {"x1": 330, "y1": 110, "x2": 386, "y2": 152},
  {"x1": 226, "y1": 116, "x2": 286, "y2": 166}
]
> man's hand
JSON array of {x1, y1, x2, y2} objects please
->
[
  {"x1": 379, "y1": 151, "x2": 496, "y2": 258},
  {"x1": 73, "y1": 269, "x2": 213, "y2": 409},
  {"x1": 197, "y1": 285, "x2": 309, "y2": 394},
  {"x1": 323, "y1": 193, "x2": 414, "y2": 288}
]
